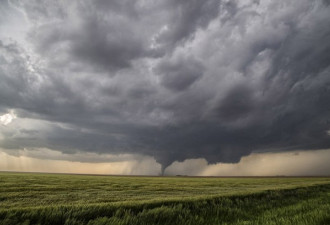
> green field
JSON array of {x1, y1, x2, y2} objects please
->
[{"x1": 0, "y1": 172, "x2": 329, "y2": 225}]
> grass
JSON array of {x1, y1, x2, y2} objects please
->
[{"x1": 0, "y1": 172, "x2": 329, "y2": 225}]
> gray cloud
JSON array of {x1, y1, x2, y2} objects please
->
[
  {"x1": 154, "y1": 0, "x2": 220, "y2": 51},
  {"x1": 215, "y1": 84, "x2": 255, "y2": 121},
  {"x1": 0, "y1": 0, "x2": 330, "y2": 173},
  {"x1": 156, "y1": 55, "x2": 205, "y2": 91}
]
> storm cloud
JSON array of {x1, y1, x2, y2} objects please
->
[{"x1": 1, "y1": 0, "x2": 330, "y2": 173}]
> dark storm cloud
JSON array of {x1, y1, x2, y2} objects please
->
[
  {"x1": 215, "y1": 84, "x2": 255, "y2": 121},
  {"x1": 27, "y1": 5, "x2": 149, "y2": 72},
  {"x1": 155, "y1": 0, "x2": 220, "y2": 50},
  {"x1": 1, "y1": 0, "x2": 330, "y2": 171},
  {"x1": 156, "y1": 55, "x2": 205, "y2": 91},
  {"x1": 23, "y1": 0, "x2": 220, "y2": 73}
]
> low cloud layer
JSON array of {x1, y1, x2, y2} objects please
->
[
  {"x1": 0, "y1": 0, "x2": 330, "y2": 173},
  {"x1": 165, "y1": 149, "x2": 330, "y2": 176},
  {"x1": 0, "y1": 150, "x2": 161, "y2": 175},
  {"x1": 1, "y1": 149, "x2": 329, "y2": 176}
]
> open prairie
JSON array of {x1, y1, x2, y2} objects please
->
[{"x1": 0, "y1": 172, "x2": 329, "y2": 225}]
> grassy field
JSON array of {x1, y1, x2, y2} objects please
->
[{"x1": 0, "y1": 172, "x2": 329, "y2": 225}]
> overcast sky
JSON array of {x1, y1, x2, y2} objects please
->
[{"x1": 1, "y1": 0, "x2": 330, "y2": 175}]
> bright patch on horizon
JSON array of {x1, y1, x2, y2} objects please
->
[{"x1": 0, "y1": 112, "x2": 16, "y2": 126}]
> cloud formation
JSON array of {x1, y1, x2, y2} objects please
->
[
  {"x1": 0, "y1": 0, "x2": 330, "y2": 173},
  {"x1": 0, "y1": 112, "x2": 16, "y2": 126},
  {"x1": 1, "y1": 149, "x2": 329, "y2": 176},
  {"x1": 165, "y1": 149, "x2": 330, "y2": 176},
  {"x1": 0, "y1": 150, "x2": 161, "y2": 175}
]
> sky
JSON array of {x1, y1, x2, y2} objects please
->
[{"x1": 0, "y1": 0, "x2": 330, "y2": 176}]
